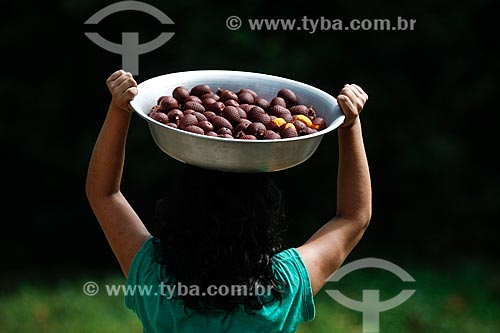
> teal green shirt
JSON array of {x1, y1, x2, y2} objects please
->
[{"x1": 125, "y1": 238, "x2": 315, "y2": 333}]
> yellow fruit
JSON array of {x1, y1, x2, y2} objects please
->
[
  {"x1": 273, "y1": 117, "x2": 287, "y2": 127},
  {"x1": 293, "y1": 114, "x2": 313, "y2": 127}
]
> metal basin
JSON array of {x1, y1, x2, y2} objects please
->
[{"x1": 130, "y1": 70, "x2": 345, "y2": 172}]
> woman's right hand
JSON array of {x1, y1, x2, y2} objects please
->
[{"x1": 337, "y1": 84, "x2": 368, "y2": 128}]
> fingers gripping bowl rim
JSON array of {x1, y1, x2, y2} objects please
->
[{"x1": 130, "y1": 70, "x2": 345, "y2": 173}]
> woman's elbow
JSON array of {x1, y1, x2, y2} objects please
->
[{"x1": 355, "y1": 207, "x2": 372, "y2": 230}]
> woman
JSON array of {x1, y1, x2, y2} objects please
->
[{"x1": 86, "y1": 70, "x2": 371, "y2": 333}]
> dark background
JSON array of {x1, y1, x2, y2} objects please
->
[{"x1": 1, "y1": 0, "x2": 498, "y2": 274}]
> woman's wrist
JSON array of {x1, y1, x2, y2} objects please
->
[
  {"x1": 339, "y1": 117, "x2": 361, "y2": 132},
  {"x1": 109, "y1": 102, "x2": 133, "y2": 116}
]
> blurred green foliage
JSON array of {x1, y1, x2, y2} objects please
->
[{"x1": 1, "y1": 261, "x2": 499, "y2": 332}]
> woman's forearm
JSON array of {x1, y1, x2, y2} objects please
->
[
  {"x1": 86, "y1": 105, "x2": 132, "y2": 198},
  {"x1": 336, "y1": 118, "x2": 372, "y2": 223}
]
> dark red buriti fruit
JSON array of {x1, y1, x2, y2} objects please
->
[
  {"x1": 280, "y1": 111, "x2": 293, "y2": 123},
  {"x1": 185, "y1": 95, "x2": 202, "y2": 104},
  {"x1": 270, "y1": 97, "x2": 286, "y2": 107},
  {"x1": 247, "y1": 106, "x2": 265, "y2": 121},
  {"x1": 167, "y1": 109, "x2": 184, "y2": 123},
  {"x1": 217, "y1": 127, "x2": 233, "y2": 135},
  {"x1": 246, "y1": 122, "x2": 266, "y2": 139},
  {"x1": 269, "y1": 105, "x2": 288, "y2": 117},
  {"x1": 238, "y1": 104, "x2": 252, "y2": 112},
  {"x1": 190, "y1": 84, "x2": 212, "y2": 97},
  {"x1": 250, "y1": 112, "x2": 271, "y2": 126},
  {"x1": 238, "y1": 92, "x2": 254, "y2": 105},
  {"x1": 280, "y1": 123, "x2": 299, "y2": 138},
  {"x1": 235, "y1": 119, "x2": 252, "y2": 133},
  {"x1": 211, "y1": 116, "x2": 233, "y2": 131},
  {"x1": 238, "y1": 88, "x2": 258, "y2": 98},
  {"x1": 266, "y1": 118, "x2": 285, "y2": 131},
  {"x1": 159, "y1": 96, "x2": 179, "y2": 112},
  {"x1": 220, "y1": 90, "x2": 239, "y2": 102},
  {"x1": 202, "y1": 97, "x2": 217, "y2": 108},
  {"x1": 277, "y1": 88, "x2": 298, "y2": 107},
  {"x1": 203, "y1": 111, "x2": 217, "y2": 120},
  {"x1": 312, "y1": 117, "x2": 326, "y2": 130},
  {"x1": 198, "y1": 120, "x2": 214, "y2": 133},
  {"x1": 149, "y1": 110, "x2": 158, "y2": 119},
  {"x1": 269, "y1": 105, "x2": 293, "y2": 122},
  {"x1": 293, "y1": 119, "x2": 307, "y2": 133},
  {"x1": 304, "y1": 127, "x2": 318, "y2": 135},
  {"x1": 240, "y1": 134, "x2": 257, "y2": 140},
  {"x1": 184, "y1": 125, "x2": 205, "y2": 135},
  {"x1": 178, "y1": 114, "x2": 198, "y2": 129},
  {"x1": 183, "y1": 109, "x2": 195, "y2": 115},
  {"x1": 264, "y1": 130, "x2": 281, "y2": 140},
  {"x1": 290, "y1": 105, "x2": 309, "y2": 116},
  {"x1": 221, "y1": 106, "x2": 241, "y2": 125},
  {"x1": 183, "y1": 101, "x2": 205, "y2": 113},
  {"x1": 156, "y1": 96, "x2": 167, "y2": 105},
  {"x1": 166, "y1": 123, "x2": 177, "y2": 128},
  {"x1": 224, "y1": 99, "x2": 239, "y2": 107},
  {"x1": 254, "y1": 97, "x2": 270, "y2": 109},
  {"x1": 152, "y1": 112, "x2": 169, "y2": 124},
  {"x1": 206, "y1": 102, "x2": 225, "y2": 114},
  {"x1": 192, "y1": 111, "x2": 208, "y2": 122},
  {"x1": 173, "y1": 87, "x2": 190, "y2": 103},
  {"x1": 237, "y1": 107, "x2": 247, "y2": 119},
  {"x1": 201, "y1": 93, "x2": 219, "y2": 101},
  {"x1": 218, "y1": 133, "x2": 233, "y2": 139},
  {"x1": 206, "y1": 131, "x2": 218, "y2": 137}
]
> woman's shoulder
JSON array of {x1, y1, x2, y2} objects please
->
[
  {"x1": 273, "y1": 247, "x2": 302, "y2": 263},
  {"x1": 272, "y1": 247, "x2": 310, "y2": 282}
]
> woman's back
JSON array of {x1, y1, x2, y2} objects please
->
[{"x1": 126, "y1": 238, "x2": 314, "y2": 333}]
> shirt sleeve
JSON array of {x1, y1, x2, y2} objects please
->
[
  {"x1": 125, "y1": 236, "x2": 156, "y2": 311},
  {"x1": 272, "y1": 248, "x2": 316, "y2": 323}
]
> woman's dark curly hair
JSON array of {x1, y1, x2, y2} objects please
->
[{"x1": 151, "y1": 166, "x2": 287, "y2": 314}]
